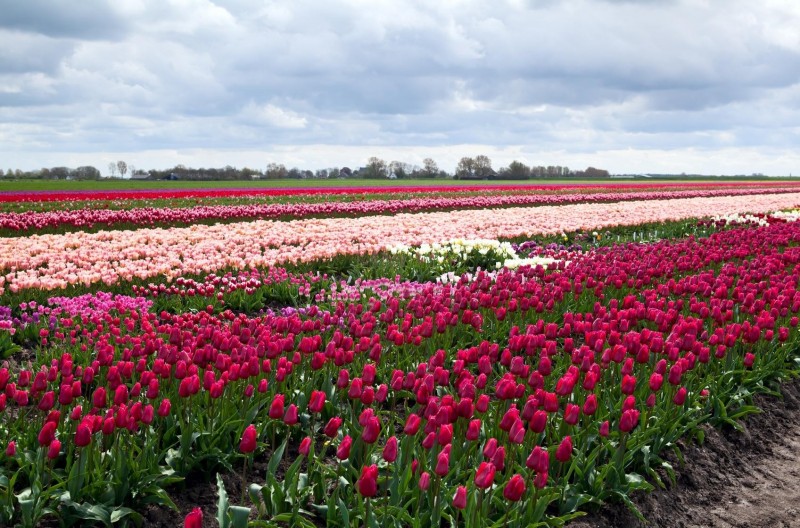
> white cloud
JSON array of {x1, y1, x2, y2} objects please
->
[{"x1": 0, "y1": 0, "x2": 798, "y2": 175}]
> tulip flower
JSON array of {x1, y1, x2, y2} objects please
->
[
  {"x1": 357, "y1": 464, "x2": 379, "y2": 497},
  {"x1": 324, "y1": 417, "x2": 342, "y2": 438},
  {"x1": 47, "y1": 439, "x2": 61, "y2": 460},
  {"x1": 239, "y1": 425, "x2": 257, "y2": 454},
  {"x1": 474, "y1": 462, "x2": 496, "y2": 489},
  {"x1": 308, "y1": 390, "x2": 326, "y2": 413},
  {"x1": 38, "y1": 421, "x2": 57, "y2": 447},
  {"x1": 503, "y1": 474, "x2": 526, "y2": 502},
  {"x1": 336, "y1": 435, "x2": 353, "y2": 460},
  {"x1": 555, "y1": 436, "x2": 573, "y2": 463},
  {"x1": 362, "y1": 416, "x2": 381, "y2": 444},
  {"x1": 283, "y1": 404, "x2": 299, "y2": 426},
  {"x1": 619, "y1": 409, "x2": 641, "y2": 433},
  {"x1": 383, "y1": 436, "x2": 398, "y2": 463},
  {"x1": 184, "y1": 507, "x2": 203, "y2": 528},
  {"x1": 269, "y1": 394, "x2": 285, "y2": 420},
  {"x1": 75, "y1": 423, "x2": 92, "y2": 447},
  {"x1": 5, "y1": 441, "x2": 15, "y2": 457},
  {"x1": 453, "y1": 485, "x2": 468, "y2": 510},
  {"x1": 526, "y1": 445, "x2": 549, "y2": 473},
  {"x1": 435, "y1": 450, "x2": 450, "y2": 477},
  {"x1": 418, "y1": 471, "x2": 431, "y2": 491},
  {"x1": 299, "y1": 436, "x2": 312, "y2": 456}
]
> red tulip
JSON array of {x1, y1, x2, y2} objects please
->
[
  {"x1": 404, "y1": 414, "x2": 422, "y2": 435},
  {"x1": 357, "y1": 464, "x2": 379, "y2": 497},
  {"x1": 453, "y1": 485, "x2": 468, "y2": 510},
  {"x1": 239, "y1": 425, "x2": 257, "y2": 454},
  {"x1": 157, "y1": 398, "x2": 171, "y2": 417},
  {"x1": 583, "y1": 394, "x2": 598, "y2": 416},
  {"x1": 418, "y1": 471, "x2": 431, "y2": 491},
  {"x1": 324, "y1": 416, "x2": 342, "y2": 438},
  {"x1": 92, "y1": 387, "x2": 107, "y2": 408},
  {"x1": 509, "y1": 419, "x2": 526, "y2": 444},
  {"x1": 503, "y1": 474, "x2": 526, "y2": 502},
  {"x1": 649, "y1": 373, "x2": 664, "y2": 392},
  {"x1": 47, "y1": 439, "x2": 61, "y2": 459},
  {"x1": 466, "y1": 419, "x2": 481, "y2": 441},
  {"x1": 336, "y1": 435, "x2": 353, "y2": 460},
  {"x1": 184, "y1": 507, "x2": 203, "y2": 528},
  {"x1": 619, "y1": 409, "x2": 640, "y2": 433},
  {"x1": 383, "y1": 436, "x2": 398, "y2": 462},
  {"x1": 269, "y1": 394, "x2": 285, "y2": 419},
  {"x1": 75, "y1": 423, "x2": 92, "y2": 447},
  {"x1": 564, "y1": 403, "x2": 580, "y2": 425},
  {"x1": 555, "y1": 436, "x2": 572, "y2": 463},
  {"x1": 533, "y1": 470, "x2": 548, "y2": 489},
  {"x1": 38, "y1": 421, "x2": 57, "y2": 447},
  {"x1": 526, "y1": 445, "x2": 549, "y2": 473},
  {"x1": 529, "y1": 410, "x2": 548, "y2": 433},
  {"x1": 308, "y1": 390, "x2": 326, "y2": 413},
  {"x1": 621, "y1": 375, "x2": 636, "y2": 395},
  {"x1": 283, "y1": 404, "x2": 299, "y2": 426},
  {"x1": 361, "y1": 416, "x2": 381, "y2": 444},
  {"x1": 599, "y1": 420, "x2": 610, "y2": 437},
  {"x1": 5, "y1": 441, "x2": 15, "y2": 457},
  {"x1": 673, "y1": 386, "x2": 687, "y2": 405},
  {"x1": 299, "y1": 436, "x2": 312, "y2": 456},
  {"x1": 474, "y1": 462, "x2": 496, "y2": 489},
  {"x1": 435, "y1": 450, "x2": 450, "y2": 477}
]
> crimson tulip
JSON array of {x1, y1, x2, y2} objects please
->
[
  {"x1": 357, "y1": 464, "x2": 379, "y2": 497},
  {"x1": 474, "y1": 462, "x2": 496, "y2": 489},
  {"x1": 184, "y1": 507, "x2": 203, "y2": 528},
  {"x1": 503, "y1": 474, "x2": 526, "y2": 502},
  {"x1": 239, "y1": 425, "x2": 257, "y2": 454}
]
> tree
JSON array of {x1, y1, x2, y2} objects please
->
[
  {"x1": 474, "y1": 155, "x2": 493, "y2": 179},
  {"x1": 421, "y1": 158, "x2": 439, "y2": 178},
  {"x1": 455, "y1": 157, "x2": 475, "y2": 179},
  {"x1": 73, "y1": 166, "x2": 101, "y2": 180},
  {"x1": 108, "y1": 162, "x2": 118, "y2": 178},
  {"x1": 363, "y1": 157, "x2": 387, "y2": 179},
  {"x1": 117, "y1": 161, "x2": 128, "y2": 178},
  {"x1": 0, "y1": 169, "x2": 4, "y2": 178},
  {"x1": 265, "y1": 163, "x2": 288, "y2": 179},
  {"x1": 50, "y1": 167, "x2": 70, "y2": 180},
  {"x1": 504, "y1": 160, "x2": 530, "y2": 180}
]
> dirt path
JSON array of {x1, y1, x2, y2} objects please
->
[{"x1": 569, "y1": 377, "x2": 800, "y2": 528}]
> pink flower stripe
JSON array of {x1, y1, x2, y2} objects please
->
[
  {"x1": 2, "y1": 187, "x2": 799, "y2": 233},
  {"x1": 1, "y1": 181, "x2": 797, "y2": 203},
  {"x1": 1, "y1": 192, "x2": 798, "y2": 294}
]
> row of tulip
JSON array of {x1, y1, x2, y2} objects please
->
[
  {"x1": 2, "y1": 192, "x2": 800, "y2": 298},
  {"x1": 4, "y1": 187, "x2": 800, "y2": 235},
  {"x1": 4, "y1": 181, "x2": 794, "y2": 204},
  {"x1": 2, "y1": 213, "x2": 800, "y2": 526}
]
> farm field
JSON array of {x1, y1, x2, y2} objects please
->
[{"x1": 1, "y1": 182, "x2": 800, "y2": 527}]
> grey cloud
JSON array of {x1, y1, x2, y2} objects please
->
[{"x1": 0, "y1": 0, "x2": 128, "y2": 39}]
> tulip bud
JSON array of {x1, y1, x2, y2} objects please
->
[
  {"x1": 239, "y1": 425, "x2": 257, "y2": 454},
  {"x1": 336, "y1": 435, "x2": 352, "y2": 460},
  {"x1": 555, "y1": 436, "x2": 572, "y2": 463},
  {"x1": 474, "y1": 462, "x2": 496, "y2": 489},
  {"x1": 357, "y1": 464, "x2": 379, "y2": 497},
  {"x1": 503, "y1": 474, "x2": 526, "y2": 502},
  {"x1": 383, "y1": 436, "x2": 398, "y2": 462},
  {"x1": 452, "y1": 486, "x2": 468, "y2": 510},
  {"x1": 184, "y1": 507, "x2": 203, "y2": 528},
  {"x1": 299, "y1": 436, "x2": 312, "y2": 456}
]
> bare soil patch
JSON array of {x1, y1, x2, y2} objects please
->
[{"x1": 569, "y1": 377, "x2": 800, "y2": 528}]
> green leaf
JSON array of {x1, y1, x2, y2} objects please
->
[
  {"x1": 229, "y1": 505, "x2": 251, "y2": 528},
  {"x1": 267, "y1": 438, "x2": 288, "y2": 477},
  {"x1": 337, "y1": 496, "x2": 350, "y2": 527},
  {"x1": 217, "y1": 473, "x2": 231, "y2": 528}
]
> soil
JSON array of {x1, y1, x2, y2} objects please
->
[
  {"x1": 569, "y1": 376, "x2": 800, "y2": 528},
  {"x1": 136, "y1": 377, "x2": 800, "y2": 527}
]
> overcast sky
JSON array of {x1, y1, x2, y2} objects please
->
[{"x1": 1, "y1": 0, "x2": 799, "y2": 175}]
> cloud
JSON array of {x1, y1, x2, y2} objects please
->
[{"x1": 0, "y1": 0, "x2": 799, "y2": 175}]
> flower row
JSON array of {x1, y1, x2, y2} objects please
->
[
  {"x1": 3, "y1": 187, "x2": 799, "y2": 234},
  {"x1": 2, "y1": 192, "x2": 799, "y2": 296}
]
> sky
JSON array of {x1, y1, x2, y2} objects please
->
[{"x1": 1, "y1": 0, "x2": 800, "y2": 176}]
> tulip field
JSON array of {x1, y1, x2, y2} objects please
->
[{"x1": 1, "y1": 182, "x2": 800, "y2": 527}]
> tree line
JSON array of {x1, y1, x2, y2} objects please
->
[{"x1": 1, "y1": 156, "x2": 609, "y2": 181}]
